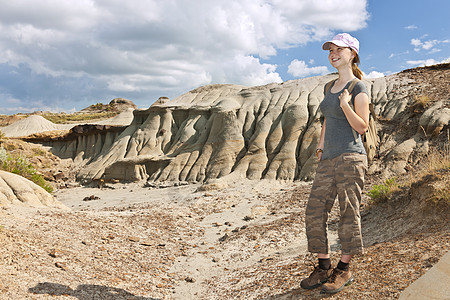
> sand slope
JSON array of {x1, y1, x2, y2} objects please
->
[{"x1": 0, "y1": 115, "x2": 73, "y2": 138}]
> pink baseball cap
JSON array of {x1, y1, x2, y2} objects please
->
[{"x1": 322, "y1": 33, "x2": 359, "y2": 54}]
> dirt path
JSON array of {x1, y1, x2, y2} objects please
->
[{"x1": 0, "y1": 180, "x2": 448, "y2": 299}]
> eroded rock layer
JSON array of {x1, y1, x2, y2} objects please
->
[{"x1": 40, "y1": 64, "x2": 449, "y2": 183}]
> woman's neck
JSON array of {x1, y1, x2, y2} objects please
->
[{"x1": 337, "y1": 67, "x2": 355, "y2": 83}]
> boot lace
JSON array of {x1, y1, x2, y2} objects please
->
[{"x1": 328, "y1": 268, "x2": 343, "y2": 284}]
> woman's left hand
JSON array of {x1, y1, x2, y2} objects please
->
[{"x1": 339, "y1": 89, "x2": 352, "y2": 107}]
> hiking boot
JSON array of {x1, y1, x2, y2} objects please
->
[
  {"x1": 300, "y1": 266, "x2": 333, "y2": 289},
  {"x1": 321, "y1": 267, "x2": 354, "y2": 294}
]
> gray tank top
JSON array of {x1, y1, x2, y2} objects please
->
[{"x1": 319, "y1": 80, "x2": 368, "y2": 160}]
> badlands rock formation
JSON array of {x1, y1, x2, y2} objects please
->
[
  {"x1": 36, "y1": 64, "x2": 449, "y2": 184},
  {"x1": 0, "y1": 115, "x2": 74, "y2": 138},
  {"x1": 1, "y1": 110, "x2": 134, "y2": 138},
  {"x1": 0, "y1": 170, "x2": 66, "y2": 208}
]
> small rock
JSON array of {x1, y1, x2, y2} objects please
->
[
  {"x1": 185, "y1": 277, "x2": 196, "y2": 283},
  {"x1": 140, "y1": 241, "x2": 152, "y2": 246},
  {"x1": 49, "y1": 249, "x2": 63, "y2": 258},
  {"x1": 53, "y1": 171, "x2": 66, "y2": 181},
  {"x1": 83, "y1": 195, "x2": 100, "y2": 201},
  {"x1": 128, "y1": 236, "x2": 140, "y2": 242},
  {"x1": 55, "y1": 262, "x2": 68, "y2": 270},
  {"x1": 251, "y1": 205, "x2": 268, "y2": 217},
  {"x1": 219, "y1": 233, "x2": 229, "y2": 242},
  {"x1": 101, "y1": 234, "x2": 115, "y2": 240},
  {"x1": 66, "y1": 182, "x2": 80, "y2": 188}
]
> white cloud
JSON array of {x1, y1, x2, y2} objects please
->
[
  {"x1": 405, "y1": 25, "x2": 417, "y2": 30},
  {"x1": 287, "y1": 59, "x2": 329, "y2": 77},
  {"x1": 389, "y1": 50, "x2": 410, "y2": 59},
  {"x1": 406, "y1": 58, "x2": 450, "y2": 67},
  {"x1": 0, "y1": 0, "x2": 369, "y2": 112},
  {"x1": 411, "y1": 37, "x2": 449, "y2": 52},
  {"x1": 365, "y1": 71, "x2": 385, "y2": 78},
  {"x1": 411, "y1": 38, "x2": 422, "y2": 49}
]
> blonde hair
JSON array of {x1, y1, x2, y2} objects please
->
[{"x1": 351, "y1": 51, "x2": 363, "y2": 79}]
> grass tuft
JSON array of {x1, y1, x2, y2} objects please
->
[
  {"x1": 368, "y1": 178, "x2": 398, "y2": 203},
  {"x1": 413, "y1": 95, "x2": 431, "y2": 110}
]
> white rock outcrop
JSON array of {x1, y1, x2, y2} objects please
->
[
  {"x1": 49, "y1": 75, "x2": 389, "y2": 182},
  {"x1": 0, "y1": 170, "x2": 66, "y2": 208}
]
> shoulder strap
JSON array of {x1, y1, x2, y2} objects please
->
[
  {"x1": 324, "y1": 79, "x2": 337, "y2": 94},
  {"x1": 347, "y1": 78, "x2": 362, "y2": 143},
  {"x1": 347, "y1": 78, "x2": 360, "y2": 94}
]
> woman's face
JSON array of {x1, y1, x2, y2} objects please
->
[{"x1": 328, "y1": 44, "x2": 354, "y2": 69}]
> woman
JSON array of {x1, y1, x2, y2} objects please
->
[{"x1": 300, "y1": 33, "x2": 370, "y2": 294}]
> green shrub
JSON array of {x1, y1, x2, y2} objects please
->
[
  {"x1": 0, "y1": 147, "x2": 53, "y2": 193},
  {"x1": 368, "y1": 177, "x2": 397, "y2": 203}
]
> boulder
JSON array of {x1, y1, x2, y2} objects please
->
[
  {"x1": 0, "y1": 170, "x2": 67, "y2": 209},
  {"x1": 109, "y1": 98, "x2": 137, "y2": 110}
]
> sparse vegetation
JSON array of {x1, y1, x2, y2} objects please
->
[
  {"x1": 0, "y1": 147, "x2": 53, "y2": 193},
  {"x1": 42, "y1": 111, "x2": 119, "y2": 124},
  {"x1": 416, "y1": 141, "x2": 450, "y2": 204},
  {"x1": 369, "y1": 134, "x2": 450, "y2": 205},
  {"x1": 368, "y1": 177, "x2": 398, "y2": 203},
  {"x1": 411, "y1": 94, "x2": 431, "y2": 111}
]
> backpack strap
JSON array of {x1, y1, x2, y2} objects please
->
[
  {"x1": 347, "y1": 78, "x2": 359, "y2": 94},
  {"x1": 324, "y1": 79, "x2": 337, "y2": 95},
  {"x1": 346, "y1": 78, "x2": 363, "y2": 143}
]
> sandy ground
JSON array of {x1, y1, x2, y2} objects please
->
[{"x1": 0, "y1": 179, "x2": 448, "y2": 299}]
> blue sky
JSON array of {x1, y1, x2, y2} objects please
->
[{"x1": 0, "y1": 0, "x2": 448, "y2": 114}]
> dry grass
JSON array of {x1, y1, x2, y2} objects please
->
[
  {"x1": 42, "y1": 111, "x2": 119, "y2": 124},
  {"x1": 369, "y1": 132, "x2": 450, "y2": 205},
  {"x1": 411, "y1": 94, "x2": 432, "y2": 111}
]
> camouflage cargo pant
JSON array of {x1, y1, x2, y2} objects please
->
[{"x1": 306, "y1": 152, "x2": 367, "y2": 255}]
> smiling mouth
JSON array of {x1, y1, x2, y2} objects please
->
[{"x1": 331, "y1": 58, "x2": 340, "y2": 62}]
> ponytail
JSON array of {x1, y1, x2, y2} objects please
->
[{"x1": 351, "y1": 51, "x2": 363, "y2": 79}]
